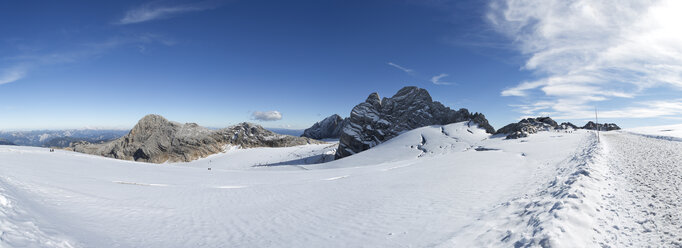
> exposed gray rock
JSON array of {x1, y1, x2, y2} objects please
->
[
  {"x1": 557, "y1": 122, "x2": 579, "y2": 130},
  {"x1": 496, "y1": 117, "x2": 559, "y2": 139},
  {"x1": 301, "y1": 114, "x2": 349, "y2": 139},
  {"x1": 72, "y1": 114, "x2": 323, "y2": 163},
  {"x1": 335, "y1": 86, "x2": 495, "y2": 159},
  {"x1": 582, "y1": 121, "x2": 621, "y2": 131}
]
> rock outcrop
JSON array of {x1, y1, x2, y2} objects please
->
[
  {"x1": 335, "y1": 86, "x2": 495, "y2": 159},
  {"x1": 497, "y1": 117, "x2": 621, "y2": 139},
  {"x1": 495, "y1": 117, "x2": 559, "y2": 139},
  {"x1": 557, "y1": 122, "x2": 579, "y2": 130},
  {"x1": 301, "y1": 114, "x2": 349, "y2": 139},
  {"x1": 72, "y1": 114, "x2": 323, "y2": 163},
  {"x1": 582, "y1": 121, "x2": 621, "y2": 131}
]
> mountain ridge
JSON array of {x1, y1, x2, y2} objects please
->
[
  {"x1": 71, "y1": 114, "x2": 323, "y2": 163},
  {"x1": 335, "y1": 86, "x2": 495, "y2": 159}
]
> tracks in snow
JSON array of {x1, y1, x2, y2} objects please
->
[
  {"x1": 441, "y1": 133, "x2": 607, "y2": 247},
  {"x1": 596, "y1": 132, "x2": 682, "y2": 247},
  {"x1": 443, "y1": 131, "x2": 682, "y2": 247}
]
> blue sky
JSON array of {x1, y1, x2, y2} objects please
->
[{"x1": 1, "y1": 0, "x2": 681, "y2": 130}]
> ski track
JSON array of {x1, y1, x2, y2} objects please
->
[{"x1": 597, "y1": 132, "x2": 682, "y2": 247}]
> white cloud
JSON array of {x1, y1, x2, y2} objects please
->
[
  {"x1": 550, "y1": 99, "x2": 682, "y2": 120},
  {"x1": 490, "y1": 0, "x2": 682, "y2": 119},
  {"x1": 387, "y1": 62, "x2": 414, "y2": 74},
  {"x1": 118, "y1": 1, "x2": 218, "y2": 25},
  {"x1": 430, "y1": 73, "x2": 452, "y2": 85},
  {"x1": 251, "y1": 111, "x2": 282, "y2": 121},
  {"x1": 0, "y1": 66, "x2": 27, "y2": 85}
]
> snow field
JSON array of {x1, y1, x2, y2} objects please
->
[
  {"x1": 595, "y1": 132, "x2": 682, "y2": 247},
  {"x1": 625, "y1": 123, "x2": 682, "y2": 141},
  {"x1": 0, "y1": 181, "x2": 75, "y2": 248},
  {"x1": 4, "y1": 122, "x2": 672, "y2": 247}
]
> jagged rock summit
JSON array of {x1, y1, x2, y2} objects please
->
[
  {"x1": 301, "y1": 114, "x2": 349, "y2": 139},
  {"x1": 496, "y1": 117, "x2": 559, "y2": 139},
  {"x1": 72, "y1": 114, "x2": 323, "y2": 163},
  {"x1": 335, "y1": 86, "x2": 495, "y2": 159},
  {"x1": 583, "y1": 121, "x2": 621, "y2": 131},
  {"x1": 558, "y1": 122, "x2": 579, "y2": 130},
  {"x1": 497, "y1": 117, "x2": 621, "y2": 139}
]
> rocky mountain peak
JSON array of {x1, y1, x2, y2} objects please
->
[
  {"x1": 392, "y1": 86, "x2": 432, "y2": 102},
  {"x1": 301, "y1": 114, "x2": 348, "y2": 140},
  {"x1": 365, "y1": 92, "x2": 382, "y2": 107},
  {"x1": 496, "y1": 117, "x2": 559, "y2": 139},
  {"x1": 583, "y1": 121, "x2": 621, "y2": 131},
  {"x1": 335, "y1": 86, "x2": 495, "y2": 159},
  {"x1": 72, "y1": 115, "x2": 323, "y2": 163},
  {"x1": 128, "y1": 114, "x2": 179, "y2": 141},
  {"x1": 558, "y1": 122, "x2": 579, "y2": 130}
]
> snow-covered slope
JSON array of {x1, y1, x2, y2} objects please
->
[
  {"x1": 625, "y1": 123, "x2": 682, "y2": 141},
  {"x1": 1, "y1": 122, "x2": 678, "y2": 247}
]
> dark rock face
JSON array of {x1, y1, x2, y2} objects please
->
[
  {"x1": 72, "y1": 114, "x2": 323, "y2": 163},
  {"x1": 301, "y1": 114, "x2": 349, "y2": 139},
  {"x1": 497, "y1": 118, "x2": 621, "y2": 139},
  {"x1": 496, "y1": 117, "x2": 559, "y2": 139},
  {"x1": 557, "y1": 122, "x2": 579, "y2": 130},
  {"x1": 582, "y1": 121, "x2": 621, "y2": 131},
  {"x1": 335, "y1": 86, "x2": 495, "y2": 159},
  {"x1": 0, "y1": 138, "x2": 15, "y2": 145}
]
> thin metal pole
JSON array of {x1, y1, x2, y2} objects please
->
[{"x1": 595, "y1": 106, "x2": 600, "y2": 143}]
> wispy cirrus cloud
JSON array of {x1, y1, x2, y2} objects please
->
[
  {"x1": 118, "y1": 1, "x2": 220, "y2": 25},
  {"x1": 0, "y1": 34, "x2": 173, "y2": 86},
  {"x1": 252, "y1": 111, "x2": 282, "y2": 121},
  {"x1": 387, "y1": 62, "x2": 453, "y2": 86},
  {"x1": 490, "y1": 0, "x2": 682, "y2": 120},
  {"x1": 430, "y1": 73, "x2": 453, "y2": 85},
  {"x1": 0, "y1": 66, "x2": 27, "y2": 85},
  {"x1": 387, "y1": 62, "x2": 414, "y2": 74}
]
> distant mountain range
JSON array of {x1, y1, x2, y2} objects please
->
[
  {"x1": 0, "y1": 138, "x2": 15, "y2": 145},
  {"x1": 0, "y1": 129, "x2": 129, "y2": 147},
  {"x1": 1, "y1": 86, "x2": 621, "y2": 163},
  {"x1": 265, "y1": 128, "x2": 305, "y2": 137}
]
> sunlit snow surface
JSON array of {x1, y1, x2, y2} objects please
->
[
  {"x1": 1, "y1": 122, "x2": 680, "y2": 247},
  {"x1": 626, "y1": 123, "x2": 682, "y2": 141}
]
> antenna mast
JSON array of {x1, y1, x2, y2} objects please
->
[{"x1": 595, "y1": 106, "x2": 600, "y2": 143}]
